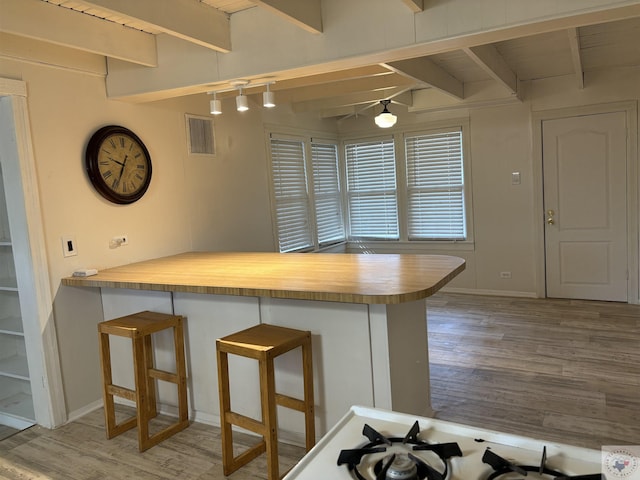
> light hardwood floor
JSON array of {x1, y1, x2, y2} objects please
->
[
  {"x1": 1, "y1": 293, "x2": 638, "y2": 479},
  {"x1": 428, "y1": 293, "x2": 640, "y2": 449}
]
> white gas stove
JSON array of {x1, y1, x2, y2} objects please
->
[{"x1": 284, "y1": 406, "x2": 603, "y2": 480}]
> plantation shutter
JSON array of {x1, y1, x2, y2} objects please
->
[
  {"x1": 345, "y1": 139, "x2": 399, "y2": 239},
  {"x1": 405, "y1": 130, "x2": 466, "y2": 240},
  {"x1": 311, "y1": 142, "x2": 345, "y2": 246},
  {"x1": 270, "y1": 138, "x2": 313, "y2": 252}
]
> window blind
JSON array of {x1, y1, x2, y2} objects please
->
[
  {"x1": 345, "y1": 139, "x2": 399, "y2": 239},
  {"x1": 270, "y1": 138, "x2": 313, "y2": 252},
  {"x1": 311, "y1": 142, "x2": 345, "y2": 246},
  {"x1": 405, "y1": 130, "x2": 466, "y2": 240}
]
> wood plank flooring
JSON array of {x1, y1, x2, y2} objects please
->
[
  {"x1": 1, "y1": 293, "x2": 638, "y2": 479},
  {"x1": 427, "y1": 293, "x2": 640, "y2": 449}
]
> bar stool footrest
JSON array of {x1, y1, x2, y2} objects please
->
[
  {"x1": 107, "y1": 385, "x2": 136, "y2": 402},
  {"x1": 223, "y1": 441, "x2": 267, "y2": 476},
  {"x1": 275, "y1": 393, "x2": 306, "y2": 412},
  {"x1": 225, "y1": 411, "x2": 267, "y2": 436},
  {"x1": 148, "y1": 368, "x2": 179, "y2": 383},
  {"x1": 107, "y1": 416, "x2": 138, "y2": 438},
  {"x1": 141, "y1": 419, "x2": 190, "y2": 451}
]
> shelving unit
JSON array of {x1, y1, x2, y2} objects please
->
[{"x1": 0, "y1": 165, "x2": 34, "y2": 430}]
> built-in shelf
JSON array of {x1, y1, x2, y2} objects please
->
[
  {"x1": 0, "y1": 316, "x2": 23, "y2": 335},
  {"x1": 0, "y1": 391, "x2": 35, "y2": 428},
  {"x1": 0, "y1": 355, "x2": 30, "y2": 381},
  {"x1": 0, "y1": 161, "x2": 34, "y2": 428}
]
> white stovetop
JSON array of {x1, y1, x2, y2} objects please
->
[{"x1": 284, "y1": 406, "x2": 601, "y2": 479}]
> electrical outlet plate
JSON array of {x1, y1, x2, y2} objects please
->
[
  {"x1": 62, "y1": 235, "x2": 77, "y2": 257},
  {"x1": 109, "y1": 235, "x2": 128, "y2": 249}
]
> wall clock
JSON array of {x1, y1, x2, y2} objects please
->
[{"x1": 85, "y1": 125, "x2": 152, "y2": 204}]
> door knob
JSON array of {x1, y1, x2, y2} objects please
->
[{"x1": 546, "y1": 209, "x2": 555, "y2": 225}]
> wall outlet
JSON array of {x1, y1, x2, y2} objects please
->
[
  {"x1": 500, "y1": 271, "x2": 512, "y2": 279},
  {"x1": 109, "y1": 235, "x2": 128, "y2": 249},
  {"x1": 62, "y1": 235, "x2": 77, "y2": 257}
]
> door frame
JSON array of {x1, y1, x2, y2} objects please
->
[
  {"x1": 0, "y1": 78, "x2": 66, "y2": 427},
  {"x1": 532, "y1": 101, "x2": 639, "y2": 303}
]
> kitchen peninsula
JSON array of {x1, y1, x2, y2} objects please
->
[{"x1": 62, "y1": 252, "x2": 465, "y2": 441}]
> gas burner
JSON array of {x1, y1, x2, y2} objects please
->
[
  {"x1": 337, "y1": 421, "x2": 463, "y2": 480},
  {"x1": 482, "y1": 447, "x2": 605, "y2": 480}
]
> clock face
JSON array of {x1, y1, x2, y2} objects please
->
[{"x1": 86, "y1": 126, "x2": 152, "y2": 204}]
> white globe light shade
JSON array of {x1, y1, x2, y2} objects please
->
[{"x1": 375, "y1": 112, "x2": 397, "y2": 128}]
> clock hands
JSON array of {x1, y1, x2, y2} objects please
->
[
  {"x1": 117, "y1": 155, "x2": 129, "y2": 182},
  {"x1": 110, "y1": 155, "x2": 129, "y2": 191}
]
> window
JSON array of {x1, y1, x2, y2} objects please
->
[
  {"x1": 268, "y1": 134, "x2": 344, "y2": 252},
  {"x1": 405, "y1": 129, "x2": 466, "y2": 240},
  {"x1": 268, "y1": 123, "x2": 470, "y2": 251},
  {"x1": 269, "y1": 137, "x2": 313, "y2": 252},
  {"x1": 344, "y1": 139, "x2": 399, "y2": 239},
  {"x1": 311, "y1": 143, "x2": 345, "y2": 246}
]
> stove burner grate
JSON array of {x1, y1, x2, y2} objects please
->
[
  {"x1": 482, "y1": 447, "x2": 605, "y2": 480},
  {"x1": 337, "y1": 421, "x2": 462, "y2": 480}
]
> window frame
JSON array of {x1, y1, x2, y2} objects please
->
[
  {"x1": 343, "y1": 135, "x2": 400, "y2": 241},
  {"x1": 266, "y1": 129, "x2": 345, "y2": 253},
  {"x1": 340, "y1": 118, "x2": 474, "y2": 249}
]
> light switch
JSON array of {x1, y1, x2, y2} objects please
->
[{"x1": 511, "y1": 172, "x2": 521, "y2": 185}]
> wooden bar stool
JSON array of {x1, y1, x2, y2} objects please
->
[
  {"x1": 216, "y1": 324, "x2": 315, "y2": 480},
  {"x1": 98, "y1": 311, "x2": 189, "y2": 452}
]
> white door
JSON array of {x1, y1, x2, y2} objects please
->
[{"x1": 543, "y1": 112, "x2": 628, "y2": 302}]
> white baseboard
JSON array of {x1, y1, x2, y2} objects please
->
[
  {"x1": 66, "y1": 399, "x2": 103, "y2": 424},
  {"x1": 439, "y1": 287, "x2": 538, "y2": 298}
]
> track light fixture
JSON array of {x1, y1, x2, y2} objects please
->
[
  {"x1": 208, "y1": 80, "x2": 277, "y2": 116},
  {"x1": 374, "y1": 100, "x2": 397, "y2": 128},
  {"x1": 236, "y1": 87, "x2": 249, "y2": 112},
  {"x1": 209, "y1": 92, "x2": 222, "y2": 115},
  {"x1": 263, "y1": 83, "x2": 275, "y2": 108}
]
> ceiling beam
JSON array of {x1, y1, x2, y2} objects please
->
[
  {"x1": 0, "y1": 0, "x2": 157, "y2": 66},
  {"x1": 82, "y1": 0, "x2": 231, "y2": 53},
  {"x1": 463, "y1": 44, "x2": 519, "y2": 96},
  {"x1": 401, "y1": 0, "x2": 424, "y2": 13},
  {"x1": 273, "y1": 65, "x2": 393, "y2": 90},
  {"x1": 567, "y1": 28, "x2": 585, "y2": 89},
  {"x1": 250, "y1": 0, "x2": 322, "y2": 34},
  {"x1": 292, "y1": 86, "x2": 410, "y2": 113},
  {"x1": 274, "y1": 74, "x2": 415, "y2": 103},
  {"x1": 384, "y1": 57, "x2": 464, "y2": 99}
]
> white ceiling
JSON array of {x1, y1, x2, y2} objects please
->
[{"x1": 10, "y1": 1, "x2": 640, "y2": 117}]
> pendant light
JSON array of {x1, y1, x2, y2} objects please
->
[{"x1": 374, "y1": 100, "x2": 397, "y2": 128}]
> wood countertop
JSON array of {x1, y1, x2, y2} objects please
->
[{"x1": 61, "y1": 252, "x2": 465, "y2": 304}]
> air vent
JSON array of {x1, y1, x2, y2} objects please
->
[{"x1": 186, "y1": 114, "x2": 215, "y2": 155}]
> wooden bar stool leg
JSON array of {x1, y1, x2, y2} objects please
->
[
  {"x1": 173, "y1": 321, "x2": 189, "y2": 425},
  {"x1": 216, "y1": 347, "x2": 234, "y2": 476},
  {"x1": 260, "y1": 355, "x2": 279, "y2": 480},
  {"x1": 132, "y1": 334, "x2": 151, "y2": 452},
  {"x1": 143, "y1": 333, "x2": 157, "y2": 419},
  {"x1": 98, "y1": 330, "x2": 117, "y2": 438},
  {"x1": 301, "y1": 336, "x2": 315, "y2": 451}
]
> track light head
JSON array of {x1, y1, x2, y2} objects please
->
[{"x1": 263, "y1": 84, "x2": 275, "y2": 108}]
